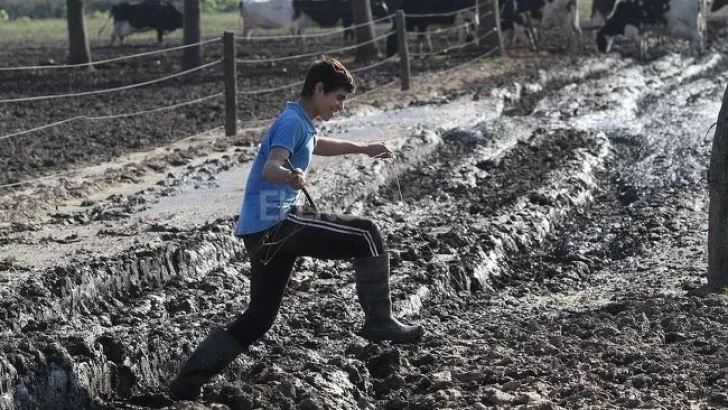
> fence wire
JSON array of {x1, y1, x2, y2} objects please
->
[
  {"x1": 410, "y1": 28, "x2": 498, "y2": 58},
  {"x1": 236, "y1": 30, "x2": 392, "y2": 64},
  {"x1": 236, "y1": 53, "x2": 398, "y2": 96},
  {"x1": 0, "y1": 60, "x2": 220, "y2": 104},
  {"x1": 235, "y1": 14, "x2": 394, "y2": 41},
  {"x1": 0, "y1": 38, "x2": 221, "y2": 72},
  {"x1": 0, "y1": 93, "x2": 223, "y2": 142}
]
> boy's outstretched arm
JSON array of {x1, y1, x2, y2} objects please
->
[{"x1": 314, "y1": 137, "x2": 392, "y2": 158}]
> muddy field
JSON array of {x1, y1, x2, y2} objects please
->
[
  {"x1": 0, "y1": 27, "x2": 487, "y2": 188},
  {"x1": 3, "y1": 20, "x2": 728, "y2": 410}
]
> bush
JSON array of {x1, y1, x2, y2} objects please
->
[{"x1": 0, "y1": 9, "x2": 8, "y2": 21}]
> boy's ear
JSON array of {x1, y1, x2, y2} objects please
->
[{"x1": 314, "y1": 82, "x2": 325, "y2": 95}]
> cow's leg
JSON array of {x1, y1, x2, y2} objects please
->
[
  {"x1": 157, "y1": 29, "x2": 164, "y2": 43},
  {"x1": 111, "y1": 22, "x2": 122, "y2": 47},
  {"x1": 525, "y1": 14, "x2": 540, "y2": 50},
  {"x1": 416, "y1": 29, "x2": 426, "y2": 55},
  {"x1": 564, "y1": 12, "x2": 582, "y2": 53},
  {"x1": 570, "y1": 8, "x2": 582, "y2": 53}
]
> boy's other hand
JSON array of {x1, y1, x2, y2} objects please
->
[
  {"x1": 288, "y1": 168, "x2": 306, "y2": 190},
  {"x1": 363, "y1": 142, "x2": 392, "y2": 159}
]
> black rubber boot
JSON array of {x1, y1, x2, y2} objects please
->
[
  {"x1": 354, "y1": 253, "x2": 425, "y2": 343},
  {"x1": 169, "y1": 327, "x2": 244, "y2": 400}
]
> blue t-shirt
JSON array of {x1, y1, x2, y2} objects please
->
[{"x1": 234, "y1": 102, "x2": 317, "y2": 235}]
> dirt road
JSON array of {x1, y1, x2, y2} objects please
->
[{"x1": 2, "y1": 41, "x2": 728, "y2": 409}]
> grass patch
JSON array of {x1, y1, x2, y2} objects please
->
[{"x1": 579, "y1": 0, "x2": 593, "y2": 21}]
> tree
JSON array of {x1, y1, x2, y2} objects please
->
[
  {"x1": 352, "y1": 0, "x2": 378, "y2": 63},
  {"x1": 183, "y1": 0, "x2": 202, "y2": 69},
  {"x1": 66, "y1": 0, "x2": 91, "y2": 65},
  {"x1": 708, "y1": 84, "x2": 728, "y2": 292}
]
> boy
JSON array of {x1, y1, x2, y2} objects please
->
[{"x1": 169, "y1": 56, "x2": 424, "y2": 401}]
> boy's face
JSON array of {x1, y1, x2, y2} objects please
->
[{"x1": 313, "y1": 83, "x2": 349, "y2": 121}]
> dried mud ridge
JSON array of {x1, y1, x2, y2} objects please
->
[{"x1": 3, "y1": 45, "x2": 728, "y2": 409}]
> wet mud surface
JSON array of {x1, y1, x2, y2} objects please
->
[{"x1": 2, "y1": 28, "x2": 728, "y2": 410}]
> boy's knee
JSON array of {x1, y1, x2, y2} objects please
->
[{"x1": 360, "y1": 218, "x2": 380, "y2": 236}]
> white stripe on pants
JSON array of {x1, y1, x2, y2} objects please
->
[{"x1": 286, "y1": 213, "x2": 379, "y2": 257}]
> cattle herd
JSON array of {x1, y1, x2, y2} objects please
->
[{"x1": 99, "y1": 0, "x2": 722, "y2": 58}]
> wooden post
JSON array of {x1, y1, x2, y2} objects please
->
[
  {"x1": 708, "y1": 84, "x2": 728, "y2": 292},
  {"x1": 223, "y1": 31, "x2": 237, "y2": 137},
  {"x1": 480, "y1": 0, "x2": 505, "y2": 57},
  {"x1": 66, "y1": 0, "x2": 92, "y2": 65},
  {"x1": 395, "y1": 10, "x2": 410, "y2": 91},
  {"x1": 182, "y1": 0, "x2": 202, "y2": 70},
  {"x1": 352, "y1": 0, "x2": 378, "y2": 62}
]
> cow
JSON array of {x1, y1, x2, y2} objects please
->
[
  {"x1": 596, "y1": 0, "x2": 704, "y2": 60},
  {"x1": 99, "y1": 0, "x2": 183, "y2": 46},
  {"x1": 239, "y1": 0, "x2": 389, "y2": 42},
  {"x1": 591, "y1": 0, "x2": 617, "y2": 22},
  {"x1": 500, "y1": 0, "x2": 582, "y2": 52},
  {"x1": 293, "y1": 0, "x2": 390, "y2": 42},
  {"x1": 710, "y1": 0, "x2": 727, "y2": 11},
  {"x1": 239, "y1": 0, "x2": 298, "y2": 38},
  {"x1": 385, "y1": 0, "x2": 480, "y2": 57}
]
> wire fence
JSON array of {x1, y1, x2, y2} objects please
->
[
  {"x1": 234, "y1": 13, "x2": 395, "y2": 41},
  {"x1": 0, "y1": 37, "x2": 221, "y2": 72},
  {"x1": 0, "y1": 60, "x2": 221, "y2": 104},
  {"x1": 0, "y1": 3, "x2": 502, "y2": 189},
  {"x1": 235, "y1": 30, "x2": 392, "y2": 64},
  {"x1": 411, "y1": 27, "x2": 498, "y2": 58}
]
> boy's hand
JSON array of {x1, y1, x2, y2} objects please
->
[
  {"x1": 288, "y1": 168, "x2": 306, "y2": 190},
  {"x1": 363, "y1": 142, "x2": 393, "y2": 159}
]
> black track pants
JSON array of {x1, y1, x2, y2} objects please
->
[{"x1": 226, "y1": 206, "x2": 385, "y2": 346}]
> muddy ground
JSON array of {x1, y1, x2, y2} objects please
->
[
  {"x1": 0, "y1": 27, "x2": 487, "y2": 189},
  {"x1": 2, "y1": 20, "x2": 728, "y2": 410}
]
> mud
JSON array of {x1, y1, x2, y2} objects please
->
[{"x1": 2, "y1": 25, "x2": 728, "y2": 410}]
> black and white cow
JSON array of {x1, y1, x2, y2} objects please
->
[
  {"x1": 596, "y1": 0, "x2": 704, "y2": 59},
  {"x1": 500, "y1": 0, "x2": 582, "y2": 52},
  {"x1": 710, "y1": 0, "x2": 728, "y2": 11},
  {"x1": 100, "y1": 0, "x2": 183, "y2": 46},
  {"x1": 385, "y1": 0, "x2": 480, "y2": 57},
  {"x1": 239, "y1": 0, "x2": 388, "y2": 41},
  {"x1": 591, "y1": 0, "x2": 617, "y2": 22},
  {"x1": 293, "y1": 0, "x2": 390, "y2": 42}
]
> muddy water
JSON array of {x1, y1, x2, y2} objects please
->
[{"x1": 2, "y1": 49, "x2": 728, "y2": 410}]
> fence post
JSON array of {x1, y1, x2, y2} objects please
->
[
  {"x1": 480, "y1": 0, "x2": 505, "y2": 57},
  {"x1": 395, "y1": 10, "x2": 411, "y2": 91},
  {"x1": 223, "y1": 31, "x2": 237, "y2": 137}
]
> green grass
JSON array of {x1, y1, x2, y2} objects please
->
[
  {"x1": 0, "y1": 12, "x2": 240, "y2": 44},
  {"x1": 579, "y1": 0, "x2": 594, "y2": 23}
]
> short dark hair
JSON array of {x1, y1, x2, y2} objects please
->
[{"x1": 300, "y1": 56, "x2": 355, "y2": 97}]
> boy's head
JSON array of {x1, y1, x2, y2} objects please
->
[{"x1": 300, "y1": 56, "x2": 355, "y2": 121}]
